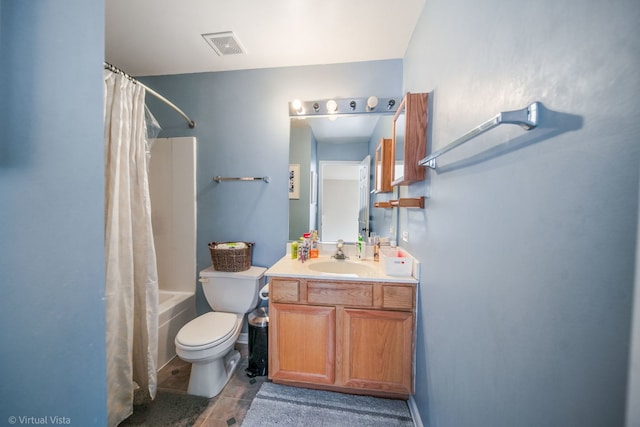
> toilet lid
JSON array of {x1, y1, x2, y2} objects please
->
[{"x1": 176, "y1": 312, "x2": 239, "y2": 348}]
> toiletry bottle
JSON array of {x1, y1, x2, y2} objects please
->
[
  {"x1": 291, "y1": 240, "x2": 298, "y2": 259},
  {"x1": 300, "y1": 233, "x2": 311, "y2": 262},
  {"x1": 357, "y1": 234, "x2": 363, "y2": 259},
  {"x1": 373, "y1": 236, "x2": 380, "y2": 262},
  {"x1": 297, "y1": 236, "x2": 305, "y2": 261},
  {"x1": 310, "y1": 230, "x2": 319, "y2": 258}
]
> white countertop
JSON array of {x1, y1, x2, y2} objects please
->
[{"x1": 266, "y1": 254, "x2": 418, "y2": 284}]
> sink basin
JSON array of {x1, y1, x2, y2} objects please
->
[{"x1": 307, "y1": 260, "x2": 375, "y2": 276}]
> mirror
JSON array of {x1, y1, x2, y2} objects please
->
[{"x1": 289, "y1": 114, "x2": 394, "y2": 242}]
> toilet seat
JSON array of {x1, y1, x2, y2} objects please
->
[{"x1": 175, "y1": 312, "x2": 240, "y2": 351}]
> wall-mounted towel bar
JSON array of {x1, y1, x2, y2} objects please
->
[
  {"x1": 212, "y1": 176, "x2": 270, "y2": 183},
  {"x1": 418, "y1": 102, "x2": 540, "y2": 169},
  {"x1": 374, "y1": 197, "x2": 425, "y2": 209}
]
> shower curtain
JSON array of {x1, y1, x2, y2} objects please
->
[{"x1": 104, "y1": 70, "x2": 159, "y2": 427}]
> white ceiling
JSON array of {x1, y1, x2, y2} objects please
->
[{"x1": 105, "y1": 0, "x2": 425, "y2": 76}]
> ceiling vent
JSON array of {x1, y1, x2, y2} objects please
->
[{"x1": 202, "y1": 31, "x2": 245, "y2": 56}]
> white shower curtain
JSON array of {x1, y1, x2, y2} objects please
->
[{"x1": 104, "y1": 70, "x2": 159, "y2": 427}]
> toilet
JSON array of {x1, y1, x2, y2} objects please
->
[{"x1": 175, "y1": 265, "x2": 266, "y2": 398}]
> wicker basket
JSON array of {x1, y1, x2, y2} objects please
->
[{"x1": 208, "y1": 242, "x2": 253, "y2": 272}]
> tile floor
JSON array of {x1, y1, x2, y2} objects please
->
[{"x1": 133, "y1": 343, "x2": 268, "y2": 426}]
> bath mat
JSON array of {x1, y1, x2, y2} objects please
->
[
  {"x1": 242, "y1": 382, "x2": 413, "y2": 426},
  {"x1": 118, "y1": 390, "x2": 210, "y2": 426}
]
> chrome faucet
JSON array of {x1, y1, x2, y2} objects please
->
[{"x1": 332, "y1": 239, "x2": 347, "y2": 260}]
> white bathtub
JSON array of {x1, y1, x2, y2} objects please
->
[{"x1": 157, "y1": 290, "x2": 196, "y2": 370}]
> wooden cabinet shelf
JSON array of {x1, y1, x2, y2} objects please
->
[
  {"x1": 269, "y1": 277, "x2": 416, "y2": 399},
  {"x1": 374, "y1": 197, "x2": 425, "y2": 209}
]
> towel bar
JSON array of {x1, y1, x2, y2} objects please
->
[
  {"x1": 418, "y1": 102, "x2": 540, "y2": 169},
  {"x1": 212, "y1": 176, "x2": 270, "y2": 183}
]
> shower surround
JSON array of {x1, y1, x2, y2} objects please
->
[{"x1": 149, "y1": 137, "x2": 198, "y2": 369}]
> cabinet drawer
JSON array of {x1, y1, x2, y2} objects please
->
[
  {"x1": 308, "y1": 281, "x2": 373, "y2": 307},
  {"x1": 382, "y1": 285, "x2": 415, "y2": 310},
  {"x1": 271, "y1": 279, "x2": 301, "y2": 303}
]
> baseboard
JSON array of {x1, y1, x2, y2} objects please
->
[
  {"x1": 408, "y1": 395, "x2": 424, "y2": 427},
  {"x1": 237, "y1": 332, "x2": 248, "y2": 345}
]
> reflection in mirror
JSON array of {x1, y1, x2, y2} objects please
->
[
  {"x1": 374, "y1": 138, "x2": 393, "y2": 193},
  {"x1": 318, "y1": 160, "x2": 363, "y2": 242},
  {"x1": 392, "y1": 107, "x2": 406, "y2": 184},
  {"x1": 289, "y1": 113, "x2": 396, "y2": 243}
]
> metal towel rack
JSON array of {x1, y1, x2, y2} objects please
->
[
  {"x1": 418, "y1": 102, "x2": 540, "y2": 169},
  {"x1": 212, "y1": 176, "x2": 270, "y2": 183}
]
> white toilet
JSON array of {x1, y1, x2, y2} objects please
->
[{"x1": 175, "y1": 265, "x2": 266, "y2": 398}]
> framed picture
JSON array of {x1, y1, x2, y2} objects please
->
[{"x1": 289, "y1": 164, "x2": 300, "y2": 199}]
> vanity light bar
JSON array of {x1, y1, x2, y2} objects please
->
[{"x1": 288, "y1": 97, "x2": 401, "y2": 117}]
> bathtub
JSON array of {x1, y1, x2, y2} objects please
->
[{"x1": 157, "y1": 290, "x2": 196, "y2": 370}]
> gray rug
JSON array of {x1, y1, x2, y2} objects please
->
[
  {"x1": 242, "y1": 382, "x2": 414, "y2": 426},
  {"x1": 118, "y1": 391, "x2": 210, "y2": 426}
]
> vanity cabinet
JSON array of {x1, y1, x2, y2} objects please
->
[
  {"x1": 269, "y1": 277, "x2": 416, "y2": 398},
  {"x1": 392, "y1": 92, "x2": 428, "y2": 186},
  {"x1": 374, "y1": 138, "x2": 393, "y2": 193}
]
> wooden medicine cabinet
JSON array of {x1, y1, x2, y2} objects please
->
[
  {"x1": 373, "y1": 138, "x2": 393, "y2": 193},
  {"x1": 392, "y1": 92, "x2": 428, "y2": 186}
]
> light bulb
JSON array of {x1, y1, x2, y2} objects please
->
[
  {"x1": 366, "y1": 96, "x2": 378, "y2": 111},
  {"x1": 292, "y1": 99, "x2": 304, "y2": 114},
  {"x1": 326, "y1": 99, "x2": 338, "y2": 113}
]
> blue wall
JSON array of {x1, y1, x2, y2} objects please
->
[
  {"x1": 140, "y1": 60, "x2": 403, "y2": 314},
  {"x1": 289, "y1": 125, "x2": 313, "y2": 240},
  {"x1": 401, "y1": 0, "x2": 639, "y2": 426},
  {"x1": 0, "y1": 1, "x2": 106, "y2": 425}
]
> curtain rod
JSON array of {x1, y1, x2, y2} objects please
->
[{"x1": 104, "y1": 62, "x2": 196, "y2": 129}]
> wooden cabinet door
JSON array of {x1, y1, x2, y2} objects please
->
[
  {"x1": 269, "y1": 303, "x2": 336, "y2": 384},
  {"x1": 391, "y1": 92, "x2": 428, "y2": 186},
  {"x1": 342, "y1": 308, "x2": 414, "y2": 394}
]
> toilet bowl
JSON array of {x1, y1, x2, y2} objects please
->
[
  {"x1": 175, "y1": 311, "x2": 243, "y2": 397},
  {"x1": 174, "y1": 266, "x2": 266, "y2": 398}
]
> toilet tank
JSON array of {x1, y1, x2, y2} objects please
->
[{"x1": 199, "y1": 266, "x2": 266, "y2": 313}]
